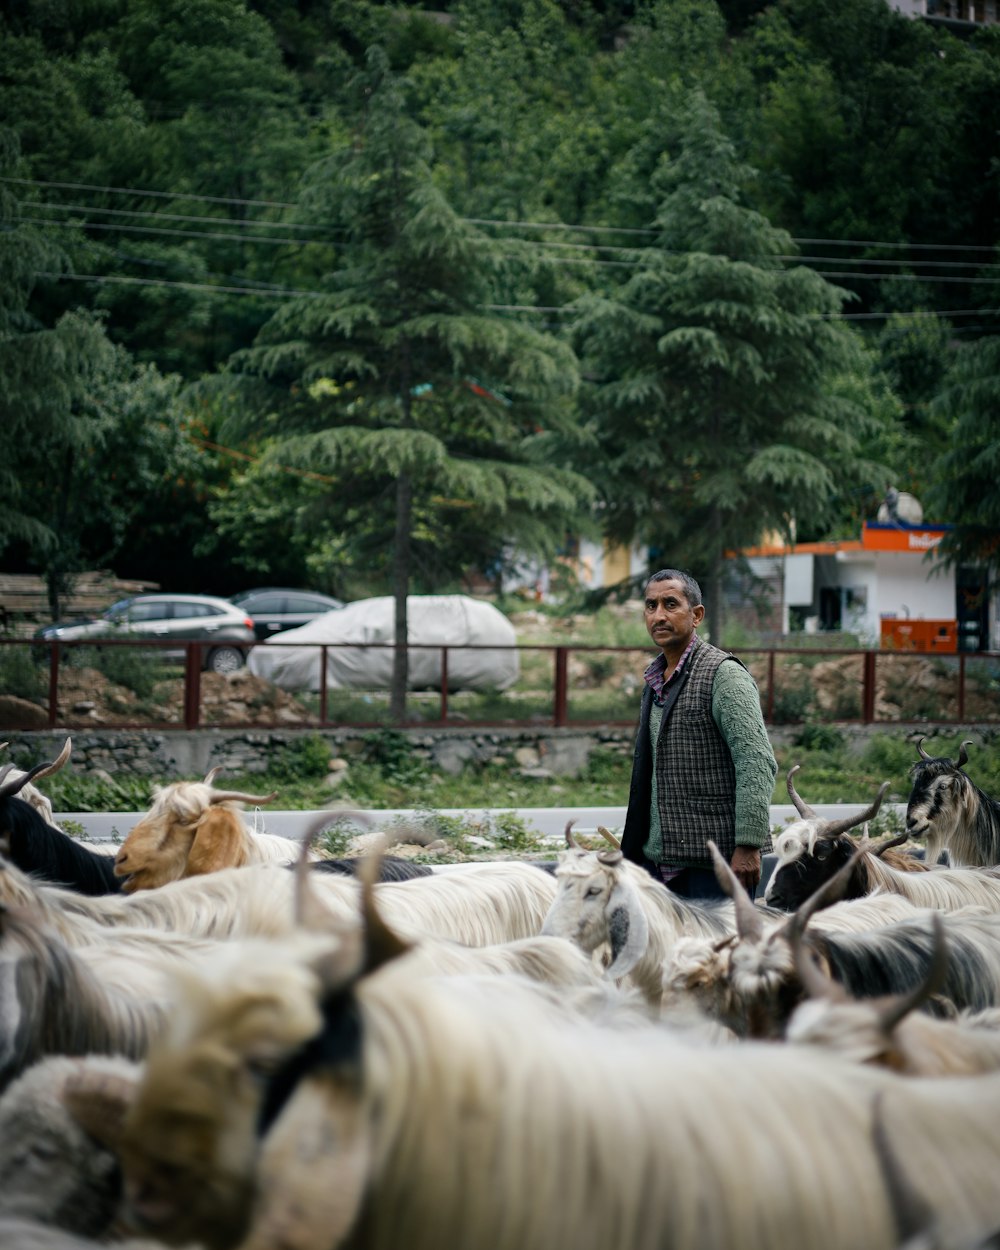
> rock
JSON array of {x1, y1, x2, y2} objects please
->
[{"x1": 0, "y1": 695, "x2": 49, "y2": 730}]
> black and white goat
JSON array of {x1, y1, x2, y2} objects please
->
[
  {"x1": 0, "y1": 743, "x2": 120, "y2": 895},
  {"x1": 663, "y1": 844, "x2": 1000, "y2": 1039},
  {"x1": 906, "y1": 738, "x2": 1000, "y2": 869},
  {"x1": 764, "y1": 766, "x2": 1000, "y2": 914}
]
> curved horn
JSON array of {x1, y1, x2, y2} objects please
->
[
  {"x1": 596, "y1": 825, "x2": 622, "y2": 852},
  {"x1": 208, "y1": 788, "x2": 279, "y2": 807},
  {"x1": 596, "y1": 848, "x2": 623, "y2": 866},
  {"x1": 915, "y1": 737, "x2": 932, "y2": 761},
  {"x1": 956, "y1": 740, "x2": 973, "y2": 769},
  {"x1": 876, "y1": 912, "x2": 950, "y2": 1036},
  {"x1": 203, "y1": 765, "x2": 224, "y2": 786},
  {"x1": 0, "y1": 747, "x2": 73, "y2": 799},
  {"x1": 564, "y1": 820, "x2": 582, "y2": 850},
  {"x1": 819, "y1": 781, "x2": 890, "y2": 840},
  {"x1": 786, "y1": 765, "x2": 816, "y2": 819},
  {"x1": 708, "y1": 841, "x2": 765, "y2": 943},
  {"x1": 791, "y1": 918, "x2": 847, "y2": 1003},
  {"x1": 873, "y1": 831, "x2": 909, "y2": 859},
  {"x1": 27, "y1": 737, "x2": 72, "y2": 783}
]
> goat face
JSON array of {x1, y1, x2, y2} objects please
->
[
  {"x1": 118, "y1": 1045, "x2": 260, "y2": 1249},
  {"x1": 765, "y1": 825, "x2": 859, "y2": 911},
  {"x1": 540, "y1": 851, "x2": 619, "y2": 954},
  {"x1": 906, "y1": 758, "x2": 966, "y2": 843},
  {"x1": 114, "y1": 783, "x2": 215, "y2": 892}
]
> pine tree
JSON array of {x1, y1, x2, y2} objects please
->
[
  {"x1": 226, "y1": 50, "x2": 589, "y2": 718},
  {"x1": 572, "y1": 92, "x2": 885, "y2": 637},
  {"x1": 925, "y1": 336, "x2": 1000, "y2": 586}
]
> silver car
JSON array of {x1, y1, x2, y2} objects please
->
[{"x1": 34, "y1": 593, "x2": 257, "y2": 674}]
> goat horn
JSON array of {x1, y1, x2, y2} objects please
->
[
  {"x1": 564, "y1": 820, "x2": 582, "y2": 849},
  {"x1": 355, "y1": 837, "x2": 413, "y2": 973},
  {"x1": 956, "y1": 740, "x2": 973, "y2": 769},
  {"x1": 27, "y1": 737, "x2": 72, "y2": 782},
  {"x1": 208, "y1": 788, "x2": 279, "y2": 806},
  {"x1": 792, "y1": 922, "x2": 846, "y2": 1003},
  {"x1": 597, "y1": 825, "x2": 622, "y2": 851},
  {"x1": 707, "y1": 840, "x2": 765, "y2": 943},
  {"x1": 819, "y1": 781, "x2": 890, "y2": 840},
  {"x1": 0, "y1": 764, "x2": 17, "y2": 788},
  {"x1": 876, "y1": 913, "x2": 950, "y2": 1035},
  {"x1": 872, "y1": 831, "x2": 909, "y2": 859},
  {"x1": 597, "y1": 848, "x2": 623, "y2": 866},
  {"x1": 0, "y1": 747, "x2": 72, "y2": 800},
  {"x1": 203, "y1": 765, "x2": 224, "y2": 785},
  {"x1": 786, "y1": 765, "x2": 816, "y2": 819},
  {"x1": 916, "y1": 737, "x2": 932, "y2": 761}
]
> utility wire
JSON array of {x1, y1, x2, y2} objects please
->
[
  {"x1": 38, "y1": 272, "x2": 1000, "y2": 323},
  {"x1": 24, "y1": 200, "x2": 334, "y2": 235},
  {"x1": 6, "y1": 177, "x2": 998, "y2": 255}
]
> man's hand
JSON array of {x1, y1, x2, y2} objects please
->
[{"x1": 730, "y1": 845, "x2": 761, "y2": 897}]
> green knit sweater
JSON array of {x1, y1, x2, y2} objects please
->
[{"x1": 645, "y1": 659, "x2": 776, "y2": 867}]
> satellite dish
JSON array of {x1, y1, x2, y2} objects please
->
[{"x1": 877, "y1": 486, "x2": 923, "y2": 527}]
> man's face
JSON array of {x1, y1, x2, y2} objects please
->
[{"x1": 643, "y1": 578, "x2": 705, "y2": 654}]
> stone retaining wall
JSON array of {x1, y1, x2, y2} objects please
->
[{"x1": 2, "y1": 723, "x2": 995, "y2": 781}]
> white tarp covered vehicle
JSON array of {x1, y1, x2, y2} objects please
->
[{"x1": 246, "y1": 594, "x2": 519, "y2": 692}]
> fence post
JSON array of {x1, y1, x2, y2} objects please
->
[
  {"x1": 553, "y1": 646, "x2": 568, "y2": 728},
  {"x1": 183, "y1": 644, "x2": 202, "y2": 730},
  {"x1": 958, "y1": 652, "x2": 966, "y2": 722},
  {"x1": 862, "y1": 650, "x2": 877, "y2": 724},
  {"x1": 319, "y1": 645, "x2": 329, "y2": 725},
  {"x1": 47, "y1": 643, "x2": 60, "y2": 728},
  {"x1": 439, "y1": 647, "x2": 449, "y2": 723}
]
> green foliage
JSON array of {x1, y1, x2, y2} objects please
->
[
  {"x1": 925, "y1": 336, "x2": 1000, "y2": 583},
  {"x1": 0, "y1": 645, "x2": 47, "y2": 701},
  {"x1": 272, "y1": 733, "x2": 332, "y2": 781},
  {"x1": 791, "y1": 721, "x2": 846, "y2": 752}
]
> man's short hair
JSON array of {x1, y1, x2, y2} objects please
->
[{"x1": 645, "y1": 568, "x2": 703, "y2": 608}]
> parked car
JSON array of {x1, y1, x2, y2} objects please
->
[
  {"x1": 228, "y1": 588, "x2": 345, "y2": 641},
  {"x1": 33, "y1": 593, "x2": 257, "y2": 674}
]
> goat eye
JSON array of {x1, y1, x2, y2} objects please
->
[{"x1": 585, "y1": 886, "x2": 603, "y2": 899}]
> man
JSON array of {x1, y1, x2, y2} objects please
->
[{"x1": 620, "y1": 569, "x2": 776, "y2": 899}]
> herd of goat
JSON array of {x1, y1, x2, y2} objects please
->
[{"x1": 1, "y1": 735, "x2": 1000, "y2": 1249}]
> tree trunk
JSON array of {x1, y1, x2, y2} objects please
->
[
  {"x1": 705, "y1": 506, "x2": 725, "y2": 645},
  {"x1": 390, "y1": 471, "x2": 412, "y2": 723}
]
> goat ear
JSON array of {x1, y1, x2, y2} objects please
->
[
  {"x1": 187, "y1": 807, "x2": 248, "y2": 876},
  {"x1": 243, "y1": 1072, "x2": 370, "y2": 1250},
  {"x1": 63, "y1": 1069, "x2": 139, "y2": 1151},
  {"x1": 603, "y1": 875, "x2": 649, "y2": 981}
]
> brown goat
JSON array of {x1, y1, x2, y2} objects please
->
[{"x1": 113, "y1": 768, "x2": 318, "y2": 892}]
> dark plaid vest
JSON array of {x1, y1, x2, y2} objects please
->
[{"x1": 652, "y1": 638, "x2": 741, "y2": 866}]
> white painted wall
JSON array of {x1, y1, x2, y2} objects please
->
[{"x1": 873, "y1": 552, "x2": 955, "y2": 626}]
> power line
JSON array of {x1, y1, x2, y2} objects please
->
[
  {"x1": 40, "y1": 272, "x2": 1000, "y2": 324},
  {"x1": 24, "y1": 200, "x2": 332, "y2": 235},
  {"x1": 7, "y1": 177, "x2": 999, "y2": 256},
  {"x1": 17, "y1": 216, "x2": 322, "y2": 248},
  {"x1": 40, "y1": 272, "x2": 325, "y2": 298},
  {"x1": 1, "y1": 176, "x2": 294, "y2": 210}
]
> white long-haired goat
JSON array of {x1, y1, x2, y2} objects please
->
[{"x1": 63, "y1": 856, "x2": 1000, "y2": 1250}]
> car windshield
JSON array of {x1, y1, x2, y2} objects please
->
[{"x1": 103, "y1": 599, "x2": 134, "y2": 623}]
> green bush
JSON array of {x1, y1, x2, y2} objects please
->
[
  {"x1": 273, "y1": 733, "x2": 333, "y2": 781},
  {"x1": 0, "y1": 645, "x2": 47, "y2": 701},
  {"x1": 792, "y1": 722, "x2": 847, "y2": 752}
]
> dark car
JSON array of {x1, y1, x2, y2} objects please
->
[
  {"x1": 33, "y1": 593, "x2": 257, "y2": 674},
  {"x1": 229, "y1": 588, "x2": 345, "y2": 641}
]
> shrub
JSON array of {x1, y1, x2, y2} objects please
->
[
  {"x1": 0, "y1": 645, "x2": 47, "y2": 701},
  {"x1": 273, "y1": 733, "x2": 332, "y2": 781},
  {"x1": 792, "y1": 722, "x2": 847, "y2": 752}
]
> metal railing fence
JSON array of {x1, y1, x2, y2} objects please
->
[{"x1": 2, "y1": 637, "x2": 998, "y2": 731}]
